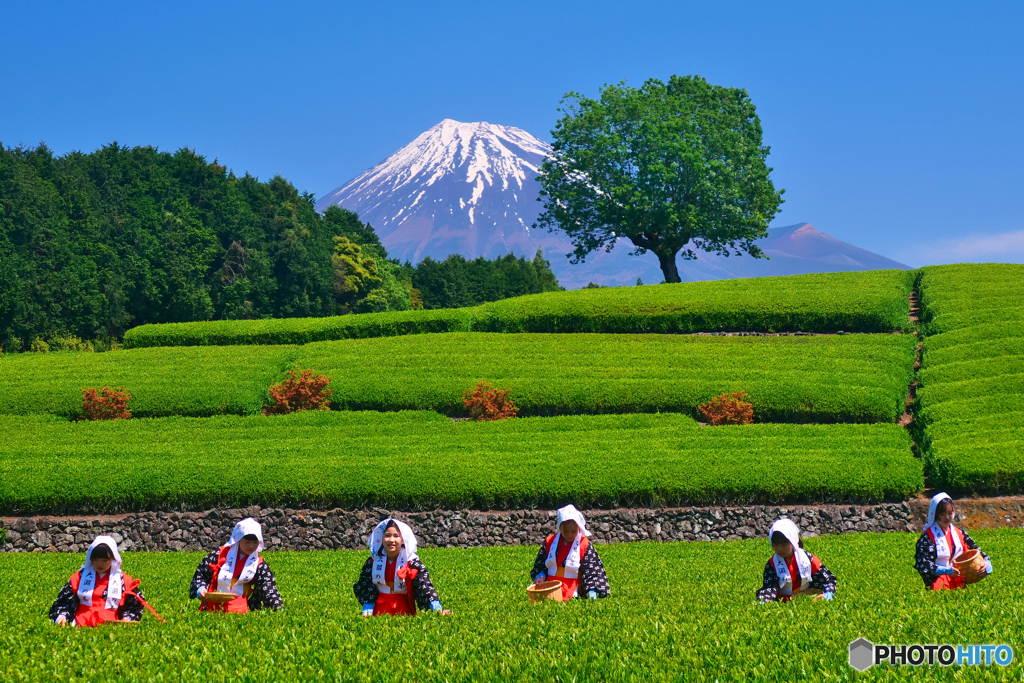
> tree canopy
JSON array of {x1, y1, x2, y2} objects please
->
[
  {"x1": 0, "y1": 142, "x2": 564, "y2": 351},
  {"x1": 398, "y1": 248, "x2": 563, "y2": 310},
  {"x1": 535, "y1": 75, "x2": 785, "y2": 283}
]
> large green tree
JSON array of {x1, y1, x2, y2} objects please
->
[{"x1": 535, "y1": 75, "x2": 785, "y2": 283}]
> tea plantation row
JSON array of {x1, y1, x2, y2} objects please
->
[
  {"x1": 0, "y1": 412, "x2": 921, "y2": 514},
  {"x1": 0, "y1": 332, "x2": 916, "y2": 423},
  {"x1": 123, "y1": 269, "x2": 915, "y2": 347},
  {"x1": 4, "y1": 530, "x2": 1021, "y2": 682},
  {"x1": 916, "y1": 263, "x2": 1024, "y2": 493}
]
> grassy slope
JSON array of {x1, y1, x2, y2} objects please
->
[
  {"x1": 3, "y1": 530, "x2": 1021, "y2": 682},
  {"x1": 916, "y1": 264, "x2": 1024, "y2": 493},
  {"x1": 0, "y1": 412, "x2": 921, "y2": 513},
  {"x1": 123, "y1": 269, "x2": 915, "y2": 347},
  {"x1": 0, "y1": 333, "x2": 916, "y2": 422},
  {"x1": 0, "y1": 345, "x2": 297, "y2": 418},
  {"x1": 297, "y1": 332, "x2": 916, "y2": 422}
]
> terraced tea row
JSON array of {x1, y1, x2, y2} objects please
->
[
  {"x1": 0, "y1": 412, "x2": 921, "y2": 514},
  {"x1": 3, "y1": 531, "x2": 1019, "y2": 682},
  {"x1": 0, "y1": 332, "x2": 916, "y2": 422},
  {"x1": 916, "y1": 264, "x2": 1024, "y2": 494},
  {"x1": 123, "y1": 269, "x2": 915, "y2": 347}
]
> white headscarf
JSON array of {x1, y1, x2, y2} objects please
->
[
  {"x1": 769, "y1": 518, "x2": 813, "y2": 596},
  {"x1": 926, "y1": 492, "x2": 954, "y2": 527},
  {"x1": 369, "y1": 518, "x2": 419, "y2": 594},
  {"x1": 924, "y1": 492, "x2": 963, "y2": 567},
  {"x1": 215, "y1": 518, "x2": 263, "y2": 596},
  {"x1": 78, "y1": 536, "x2": 123, "y2": 609},
  {"x1": 556, "y1": 504, "x2": 591, "y2": 538}
]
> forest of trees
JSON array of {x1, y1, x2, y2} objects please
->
[
  {"x1": 0, "y1": 143, "x2": 563, "y2": 351},
  {"x1": 399, "y1": 250, "x2": 562, "y2": 310}
]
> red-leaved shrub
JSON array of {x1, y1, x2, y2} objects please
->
[
  {"x1": 82, "y1": 386, "x2": 133, "y2": 420},
  {"x1": 697, "y1": 392, "x2": 754, "y2": 425},
  {"x1": 263, "y1": 367, "x2": 333, "y2": 415},
  {"x1": 463, "y1": 381, "x2": 518, "y2": 421}
]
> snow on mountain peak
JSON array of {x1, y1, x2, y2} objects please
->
[
  {"x1": 315, "y1": 119, "x2": 553, "y2": 264},
  {"x1": 316, "y1": 119, "x2": 551, "y2": 225}
]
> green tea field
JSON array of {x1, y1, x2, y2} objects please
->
[
  {"x1": 916, "y1": 264, "x2": 1024, "y2": 494},
  {"x1": 0, "y1": 412, "x2": 921, "y2": 514},
  {"x1": 4, "y1": 531, "x2": 1022, "y2": 683},
  {"x1": 0, "y1": 332, "x2": 916, "y2": 422},
  {"x1": 122, "y1": 269, "x2": 915, "y2": 347},
  {"x1": 6, "y1": 265, "x2": 1024, "y2": 682}
]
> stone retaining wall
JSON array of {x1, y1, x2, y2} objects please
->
[{"x1": 1, "y1": 502, "x2": 915, "y2": 554}]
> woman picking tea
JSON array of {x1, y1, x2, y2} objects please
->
[
  {"x1": 50, "y1": 536, "x2": 147, "y2": 627},
  {"x1": 915, "y1": 492, "x2": 992, "y2": 591},
  {"x1": 757, "y1": 518, "x2": 837, "y2": 603},
  {"x1": 530, "y1": 504, "x2": 610, "y2": 601},
  {"x1": 190, "y1": 517, "x2": 284, "y2": 613},
  {"x1": 353, "y1": 518, "x2": 450, "y2": 616}
]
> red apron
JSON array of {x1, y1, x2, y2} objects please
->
[
  {"x1": 202, "y1": 547, "x2": 260, "y2": 614},
  {"x1": 69, "y1": 570, "x2": 132, "y2": 627},
  {"x1": 544, "y1": 534, "x2": 590, "y2": 601},
  {"x1": 927, "y1": 525, "x2": 967, "y2": 591},
  {"x1": 373, "y1": 559, "x2": 418, "y2": 616}
]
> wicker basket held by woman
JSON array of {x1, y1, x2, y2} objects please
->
[{"x1": 953, "y1": 550, "x2": 989, "y2": 584}]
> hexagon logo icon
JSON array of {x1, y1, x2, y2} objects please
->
[{"x1": 849, "y1": 638, "x2": 874, "y2": 671}]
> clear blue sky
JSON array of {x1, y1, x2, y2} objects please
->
[{"x1": 2, "y1": 1, "x2": 1021, "y2": 266}]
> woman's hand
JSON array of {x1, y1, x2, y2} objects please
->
[
  {"x1": 55, "y1": 615, "x2": 67, "y2": 626},
  {"x1": 441, "y1": 609, "x2": 452, "y2": 616},
  {"x1": 950, "y1": 566, "x2": 961, "y2": 578},
  {"x1": 198, "y1": 587, "x2": 208, "y2": 599},
  {"x1": 532, "y1": 575, "x2": 547, "y2": 586}
]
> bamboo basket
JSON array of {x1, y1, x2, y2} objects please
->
[
  {"x1": 527, "y1": 580, "x2": 563, "y2": 603},
  {"x1": 203, "y1": 591, "x2": 237, "y2": 604},
  {"x1": 953, "y1": 549, "x2": 989, "y2": 584}
]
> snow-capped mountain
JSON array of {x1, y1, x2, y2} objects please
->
[
  {"x1": 316, "y1": 119, "x2": 553, "y2": 264},
  {"x1": 316, "y1": 119, "x2": 910, "y2": 287}
]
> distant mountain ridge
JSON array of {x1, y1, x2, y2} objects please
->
[{"x1": 317, "y1": 119, "x2": 909, "y2": 288}]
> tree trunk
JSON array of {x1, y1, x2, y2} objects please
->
[{"x1": 655, "y1": 249, "x2": 682, "y2": 283}]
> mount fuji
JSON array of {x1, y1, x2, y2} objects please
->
[
  {"x1": 316, "y1": 119, "x2": 551, "y2": 265},
  {"x1": 316, "y1": 119, "x2": 909, "y2": 287}
]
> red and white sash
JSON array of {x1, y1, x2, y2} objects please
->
[
  {"x1": 926, "y1": 523, "x2": 965, "y2": 568},
  {"x1": 773, "y1": 548, "x2": 813, "y2": 596},
  {"x1": 213, "y1": 544, "x2": 261, "y2": 597},
  {"x1": 545, "y1": 532, "x2": 586, "y2": 579}
]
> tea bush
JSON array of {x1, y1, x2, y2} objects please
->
[
  {"x1": 0, "y1": 345, "x2": 297, "y2": 418},
  {"x1": 123, "y1": 270, "x2": 916, "y2": 348},
  {"x1": 2, "y1": 530, "x2": 1021, "y2": 682},
  {"x1": 294, "y1": 332, "x2": 916, "y2": 422},
  {"x1": 462, "y1": 381, "x2": 518, "y2": 421},
  {"x1": 0, "y1": 412, "x2": 921, "y2": 513},
  {"x1": 263, "y1": 367, "x2": 333, "y2": 415},
  {"x1": 0, "y1": 333, "x2": 916, "y2": 423},
  {"x1": 915, "y1": 264, "x2": 1024, "y2": 493},
  {"x1": 698, "y1": 392, "x2": 755, "y2": 425},
  {"x1": 81, "y1": 386, "x2": 132, "y2": 420}
]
